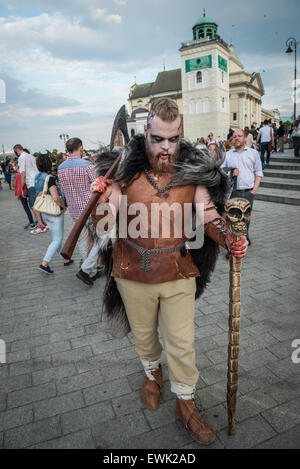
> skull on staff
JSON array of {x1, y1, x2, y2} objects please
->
[{"x1": 225, "y1": 198, "x2": 251, "y2": 237}]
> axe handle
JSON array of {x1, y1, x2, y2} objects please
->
[{"x1": 61, "y1": 155, "x2": 121, "y2": 260}]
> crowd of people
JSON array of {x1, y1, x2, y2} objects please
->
[{"x1": 194, "y1": 117, "x2": 300, "y2": 168}]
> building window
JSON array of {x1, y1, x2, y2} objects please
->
[
  {"x1": 196, "y1": 71, "x2": 202, "y2": 83},
  {"x1": 137, "y1": 100, "x2": 143, "y2": 108},
  {"x1": 189, "y1": 99, "x2": 196, "y2": 114},
  {"x1": 131, "y1": 129, "x2": 135, "y2": 137},
  {"x1": 221, "y1": 71, "x2": 224, "y2": 83},
  {"x1": 222, "y1": 97, "x2": 225, "y2": 109},
  {"x1": 233, "y1": 112, "x2": 237, "y2": 121}
]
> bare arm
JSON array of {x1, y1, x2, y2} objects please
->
[
  {"x1": 49, "y1": 185, "x2": 66, "y2": 209},
  {"x1": 251, "y1": 176, "x2": 261, "y2": 195}
]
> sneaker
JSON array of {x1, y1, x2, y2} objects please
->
[
  {"x1": 63, "y1": 259, "x2": 74, "y2": 267},
  {"x1": 90, "y1": 265, "x2": 105, "y2": 281},
  {"x1": 42, "y1": 223, "x2": 49, "y2": 231},
  {"x1": 39, "y1": 264, "x2": 54, "y2": 274},
  {"x1": 76, "y1": 269, "x2": 94, "y2": 286},
  {"x1": 24, "y1": 223, "x2": 36, "y2": 230},
  {"x1": 30, "y1": 226, "x2": 47, "y2": 234}
]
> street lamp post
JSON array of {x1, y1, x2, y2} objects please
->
[
  {"x1": 59, "y1": 133, "x2": 69, "y2": 148},
  {"x1": 285, "y1": 37, "x2": 297, "y2": 121}
]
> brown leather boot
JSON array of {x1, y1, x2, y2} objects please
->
[
  {"x1": 176, "y1": 398, "x2": 215, "y2": 445},
  {"x1": 140, "y1": 365, "x2": 163, "y2": 410}
]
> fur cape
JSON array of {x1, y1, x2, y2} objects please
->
[{"x1": 95, "y1": 134, "x2": 230, "y2": 338}]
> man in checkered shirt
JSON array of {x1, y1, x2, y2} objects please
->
[{"x1": 58, "y1": 137, "x2": 102, "y2": 286}]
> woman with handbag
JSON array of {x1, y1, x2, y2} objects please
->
[{"x1": 34, "y1": 154, "x2": 74, "y2": 274}]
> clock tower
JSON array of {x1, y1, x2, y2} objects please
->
[{"x1": 179, "y1": 12, "x2": 230, "y2": 142}]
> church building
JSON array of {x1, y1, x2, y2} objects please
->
[{"x1": 127, "y1": 12, "x2": 279, "y2": 142}]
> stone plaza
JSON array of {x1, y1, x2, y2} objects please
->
[{"x1": 0, "y1": 152, "x2": 300, "y2": 449}]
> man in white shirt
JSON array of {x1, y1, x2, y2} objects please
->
[
  {"x1": 256, "y1": 119, "x2": 274, "y2": 168},
  {"x1": 13, "y1": 144, "x2": 46, "y2": 233},
  {"x1": 222, "y1": 129, "x2": 263, "y2": 247}
]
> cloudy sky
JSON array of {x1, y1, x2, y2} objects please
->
[{"x1": 0, "y1": 0, "x2": 299, "y2": 153}]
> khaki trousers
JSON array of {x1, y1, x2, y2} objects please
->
[{"x1": 115, "y1": 277, "x2": 199, "y2": 386}]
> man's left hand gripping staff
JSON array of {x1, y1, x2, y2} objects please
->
[
  {"x1": 226, "y1": 234, "x2": 248, "y2": 259},
  {"x1": 91, "y1": 176, "x2": 113, "y2": 199}
]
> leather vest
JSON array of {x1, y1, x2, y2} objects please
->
[{"x1": 111, "y1": 172, "x2": 200, "y2": 283}]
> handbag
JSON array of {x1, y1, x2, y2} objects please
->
[{"x1": 33, "y1": 175, "x2": 61, "y2": 216}]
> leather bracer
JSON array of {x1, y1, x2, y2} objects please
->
[{"x1": 204, "y1": 217, "x2": 231, "y2": 250}]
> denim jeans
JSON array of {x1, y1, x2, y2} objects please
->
[
  {"x1": 260, "y1": 141, "x2": 271, "y2": 165},
  {"x1": 42, "y1": 212, "x2": 64, "y2": 263}
]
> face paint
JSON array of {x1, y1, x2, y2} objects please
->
[{"x1": 145, "y1": 115, "x2": 181, "y2": 172}]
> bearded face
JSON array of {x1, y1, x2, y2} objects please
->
[{"x1": 144, "y1": 115, "x2": 181, "y2": 173}]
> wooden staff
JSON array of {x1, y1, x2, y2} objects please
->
[{"x1": 225, "y1": 198, "x2": 250, "y2": 436}]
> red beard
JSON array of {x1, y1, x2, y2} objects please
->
[{"x1": 145, "y1": 140, "x2": 178, "y2": 173}]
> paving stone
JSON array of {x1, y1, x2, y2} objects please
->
[
  {"x1": 49, "y1": 327, "x2": 85, "y2": 344},
  {"x1": 8, "y1": 382, "x2": 57, "y2": 409},
  {"x1": 57, "y1": 369, "x2": 103, "y2": 395},
  {"x1": 218, "y1": 415, "x2": 277, "y2": 449},
  {"x1": 256, "y1": 424, "x2": 300, "y2": 449},
  {"x1": 32, "y1": 364, "x2": 77, "y2": 386},
  {"x1": 2, "y1": 373, "x2": 32, "y2": 393},
  {"x1": 112, "y1": 390, "x2": 142, "y2": 417},
  {"x1": 83, "y1": 377, "x2": 131, "y2": 405},
  {"x1": 52, "y1": 346, "x2": 93, "y2": 367},
  {"x1": 92, "y1": 412, "x2": 151, "y2": 449},
  {"x1": 128, "y1": 421, "x2": 192, "y2": 449},
  {"x1": 143, "y1": 400, "x2": 176, "y2": 430},
  {"x1": 0, "y1": 405, "x2": 33, "y2": 432},
  {"x1": 31, "y1": 340, "x2": 71, "y2": 358},
  {"x1": 101, "y1": 358, "x2": 143, "y2": 381},
  {"x1": 10, "y1": 335, "x2": 50, "y2": 352},
  {"x1": 9, "y1": 356, "x2": 52, "y2": 377},
  {"x1": 61, "y1": 401, "x2": 115, "y2": 434},
  {"x1": 31, "y1": 429, "x2": 96, "y2": 449},
  {"x1": 261, "y1": 399, "x2": 300, "y2": 433},
  {"x1": 0, "y1": 394, "x2": 7, "y2": 412},
  {"x1": 34, "y1": 391, "x2": 84, "y2": 420},
  {"x1": 4, "y1": 416, "x2": 62, "y2": 449}
]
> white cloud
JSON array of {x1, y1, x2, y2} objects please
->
[{"x1": 106, "y1": 14, "x2": 122, "y2": 24}]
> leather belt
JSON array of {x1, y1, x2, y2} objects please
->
[
  {"x1": 235, "y1": 188, "x2": 253, "y2": 192},
  {"x1": 123, "y1": 238, "x2": 187, "y2": 272}
]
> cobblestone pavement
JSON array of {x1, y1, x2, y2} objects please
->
[{"x1": 0, "y1": 172, "x2": 300, "y2": 450}]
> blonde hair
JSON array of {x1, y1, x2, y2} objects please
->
[{"x1": 147, "y1": 98, "x2": 180, "y2": 128}]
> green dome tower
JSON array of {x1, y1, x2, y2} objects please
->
[{"x1": 192, "y1": 11, "x2": 218, "y2": 40}]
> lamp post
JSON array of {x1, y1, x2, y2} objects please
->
[
  {"x1": 285, "y1": 37, "x2": 297, "y2": 121},
  {"x1": 59, "y1": 133, "x2": 69, "y2": 148}
]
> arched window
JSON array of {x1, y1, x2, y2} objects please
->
[
  {"x1": 196, "y1": 71, "x2": 202, "y2": 83},
  {"x1": 206, "y1": 28, "x2": 212, "y2": 39},
  {"x1": 189, "y1": 99, "x2": 196, "y2": 114},
  {"x1": 131, "y1": 129, "x2": 135, "y2": 137},
  {"x1": 199, "y1": 28, "x2": 204, "y2": 38},
  {"x1": 137, "y1": 99, "x2": 143, "y2": 108},
  {"x1": 203, "y1": 98, "x2": 210, "y2": 113},
  {"x1": 196, "y1": 100, "x2": 203, "y2": 114}
]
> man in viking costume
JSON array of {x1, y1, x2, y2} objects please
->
[{"x1": 92, "y1": 98, "x2": 248, "y2": 445}]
